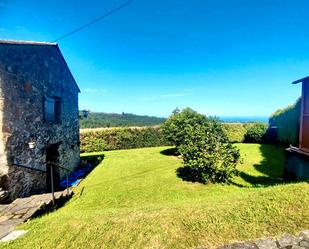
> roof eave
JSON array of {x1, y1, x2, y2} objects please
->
[{"x1": 292, "y1": 76, "x2": 309, "y2": 84}]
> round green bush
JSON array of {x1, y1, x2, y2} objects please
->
[
  {"x1": 163, "y1": 108, "x2": 240, "y2": 184},
  {"x1": 177, "y1": 121, "x2": 240, "y2": 184},
  {"x1": 161, "y1": 108, "x2": 207, "y2": 150}
]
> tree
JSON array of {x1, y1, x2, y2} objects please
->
[
  {"x1": 172, "y1": 107, "x2": 181, "y2": 115},
  {"x1": 162, "y1": 108, "x2": 207, "y2": 150},
  {"x1": 178, "y1": 120, "x2": 240, "y2": 183},
  {"x1": 162, "y1": 108, "x2": 240, "y2": 183}
]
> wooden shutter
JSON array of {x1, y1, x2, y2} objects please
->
[{"x1": 44, "y1": 97, "x2": 55, "y2": 123}]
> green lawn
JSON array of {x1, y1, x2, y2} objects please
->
[{"x1": 1, "y1": 144, "x2": 308, "y2": 249}]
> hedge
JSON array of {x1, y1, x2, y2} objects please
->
[
  {"x1": 222, "y1": 123, "x2": 247, "y2": 143},
  {"x1": 269, "y1": 98, "x2": 301, "y2": 146},
  {"x1": 222, "y1": 123, "x2": 269, "y2": 143},
  {"x1": 80, "y1": 122, "x2": 272, "y2": 153},
  {"x1": 243, "y1": 123, "x2": 268, "y2": 143},
  {"x1": 80, "y1": 127, "x2": 170, "y2": 153}
]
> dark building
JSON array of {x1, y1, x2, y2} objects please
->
[{"x1": 0, "y1": 40, "x2": 80, "y2": 200}]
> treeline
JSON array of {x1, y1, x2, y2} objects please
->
[
  {"x1": 80, "y1": 99, "x2": 302, "y2": 153},
  {"x1": 79, "y1": 111, "x2": 166, "y2": 128}
]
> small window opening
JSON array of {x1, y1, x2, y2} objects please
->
[{"x1": 44, "y1": 96, "x2": 61, "y2": 123}]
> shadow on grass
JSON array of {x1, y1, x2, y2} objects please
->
[
  {"x1": 230, "y1": 144, "x2": 296, "y2": 187},
  {"x1": 79, "y1": 153, "x2": 104, "y2": 180},
  {"x1": 161, "y1": 145, "x2": 304, "y2": 187},
  {"x1": 160, "y1": 147, "x2": 178, "y2": 156}
]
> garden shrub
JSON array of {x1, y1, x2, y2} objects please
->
[
  {"x1": 163, "y1": 108, "x2": 240, "y2": 183},
  {"x1": 161, "y1": 108, "x2": 207, "y2": 150},
  {"x1": 222, "y1": 123, "x2": 247, "y2": 143},
  {"x1": 178, "y1": 119, "x2": 240, "y2": 183},
  {"x1": 80, "y1": 127, "x2": 169, "y2": 153},
  {"x1": 244, "y1": 123, "x2": 268, "y2": 143},
  {"x1": 269, "y1": 98, "x2": 301, "y2": 146}
]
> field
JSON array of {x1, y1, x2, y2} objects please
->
[{"x1": 1, "y1": 144, "x2": 308, "y2": 249}]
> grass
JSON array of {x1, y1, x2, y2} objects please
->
[{"x1": 1, "y1": 144, "x2": 308, "y2": 249}]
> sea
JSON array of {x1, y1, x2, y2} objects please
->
[{"x1": 219, "y1": 116, "x2": 269, "y2": 123}]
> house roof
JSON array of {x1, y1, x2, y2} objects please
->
[
  {"x1": 292, "y1": 76, "x2": 309, "y2": 84},
  {"x1": 0, "y1": 39, "x2": 57, "y2": 46},
  {"x1": 0, "y1": 39, "x2": 80, "y2": 92}
]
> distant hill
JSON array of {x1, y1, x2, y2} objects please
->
[{"x1": 79, "y1": 111, "x2": 166, "y2": 129}]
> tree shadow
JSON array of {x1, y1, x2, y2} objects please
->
[
  {"x1": 231, "y1": 144, "x2": 300, "y2": 187},
  {"x1": 161, "y1": 145, "x2": 306, "y2": 187},
  {"x1": 236, "y1": 172, "x2": 284, "y2": 186},
  {"x1": 160, "y1": 147, "x2": 178, "y2": 156}
]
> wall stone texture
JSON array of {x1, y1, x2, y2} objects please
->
[
  {"x1": 0, "y1": 41, "x2": 80, "y2": 200},
  {"x1": 196, "y1": 230, "x2": 309, "y2": 249}
]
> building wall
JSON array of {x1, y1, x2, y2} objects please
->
[{"x1": 0, "y1": 43, "x2": 80, "y2": 199}]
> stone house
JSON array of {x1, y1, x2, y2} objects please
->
[{"x1": 0, "y1": 40, "x2": 80, "y2": 201}]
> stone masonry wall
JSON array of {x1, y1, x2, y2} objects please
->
[{"x1": 0, "y1": 42, "x2": 80, "y2": 200}]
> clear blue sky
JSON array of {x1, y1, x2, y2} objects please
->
[{"x1": 0, "y1": 0, "x2": 308, "y2": 117}]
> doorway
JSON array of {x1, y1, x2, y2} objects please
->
[{"x1": 46, "y1": 144, "x2": 60, "y2": 192}]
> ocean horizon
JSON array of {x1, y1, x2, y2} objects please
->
[{"x1": 219, "y1": 116, "x2": 269, "y2": 123}]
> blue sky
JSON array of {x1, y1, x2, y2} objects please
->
[{"x1": 0, "y1": 0, "x2": 308, "y2": 117}]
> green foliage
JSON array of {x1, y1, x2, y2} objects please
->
[
  {"x1": 269, "y1": 98, "x2": 301, "y2": 145},
  {"x1": 244, "y1": 123, "x2": 268, "y2": 143},
  {"x1": 79, "y1": 111, "x2": 166, "y2": 128},
  {"x1": 80, "y1": 132, "x2": 108, "y2": 152},
  {"x1": 222, "y1": 123, "x2": 247, "y2": 143},
  {"x1": 163, "y1": 108, "x2": 240, "y2": 183},
  {"x1": 80, "y1": 127, "x2": 169, "y2": 153},
  {"x1": 161, "y1": 108, "x2": 208, "y2": 149},
  {"x1": 178, "y1": 120, "x2": 240, "y2": 183}
]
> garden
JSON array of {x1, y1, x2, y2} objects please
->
[{"x1": 1, "y1": 103, "x2": 308, "y2": 249}]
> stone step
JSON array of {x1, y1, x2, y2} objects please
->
[{"x1": 0, "y1": 189, "x2": 73, "y2": 241}]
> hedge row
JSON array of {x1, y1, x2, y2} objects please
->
[
  {"x1": 222, "y1": 123, "x2": 247, "y2": 143},
  {"x1": 269, "y1": 98, "x2": 301, "y2": 146},
  {"x1": 80, "y1": 123, "x2": 269, "y2": 153},
  {"x1": 223, "y1": 123, "x2": 269, "y2": 143},
  {"x1": 80, "y1": 127, "x2": 170, "y2": 153}
]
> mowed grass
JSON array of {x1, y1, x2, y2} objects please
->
[{"x1": 1, "y1": 144, "x2": 308, "y2": 249}]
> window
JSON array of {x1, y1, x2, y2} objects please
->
[{"x1": 44, "y1": 96, "x2": 61, "y2": 123}]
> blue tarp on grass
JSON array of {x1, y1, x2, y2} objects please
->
[{"x1": 60, "y1": 162, "x2": 93, "y2": 188}]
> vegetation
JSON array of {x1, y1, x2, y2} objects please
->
[
  {"x1": 178, "y1": 125, "x2": 240, "y2": 183},
  {"x1": 222, "y1": 123, "x2": 247, "y2": 143},
  {"x1": 79, "y1": 111, "x2": 166, "y2": 128},
  {"x1": 2, "y1": 145, "x2": 308, "y2": 249},
  {"x1": 161, "y1": 108, "x2": 207, "y2": 150},
  {"x1": 269, "y1": 98, "x2": 301, "y2": 146},
  {"x1": 80, "y1": 126, "x2": 169, "y2": 153},
  {"x1": 244, "y1": 123, "x2": 268, "y2": 143},
  {"x1": 80, "y1": 121, "x2": 271, "y2": 154},
  {"x1": 162, "y1": 108, "x2": 240, "y2": 183}
]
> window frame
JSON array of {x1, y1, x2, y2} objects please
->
[{"x1": 44, "y1": 96, "x2": 62, "y2": 124}]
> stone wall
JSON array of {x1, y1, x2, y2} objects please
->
[
  {"x1": 0, "y1": 42, "x2": 80, "y2": 200},
  {"x1": 210, "y1": 230, "x2": 309, "y2": 249}
]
